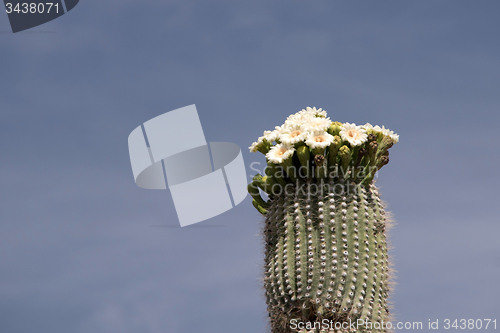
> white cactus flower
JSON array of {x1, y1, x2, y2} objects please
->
[
  {"x1": 301, "y1": 106, "x2": 327, "y2": 118},
  {"x1": 340, "y1": 123, "x2": 368, "y2": 146},
  {"x1": 280, "y1": 124, "x2": 307, "y2": 145},
  {"x1": 285, "y1": 107, "x2": 328, "y2": 127},
  {"x1": 303, "y1": 116, "x2": 332, "y2": 132},
  {"x1": 249, "y1": 134, "x2": 266, "y2": 152},
  {"x1": 381, "y1": 126, "x2": 399, "y2": 143},
  {"x1": 305, "y1": 131, "x2": 335, "y2": 149},
  {"x1": 362, "y1": 123, "x2": 373, "y2": 131},
  {"x1": 266, "y1": 144, "x2": 295, "y2": 164},
  {"x1": 249, "y1": 141, "x2": 259, "y2": 153},
  {"x1": 263, "y1": 129, "x2": 280, "y2": 143}
]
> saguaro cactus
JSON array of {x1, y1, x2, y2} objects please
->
[{"x1": 248, "y1": 108, "x2": 399, "y2": 333}]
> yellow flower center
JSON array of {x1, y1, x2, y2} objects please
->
[
  {"x1": 314, "y1": 136, "x2": 325, "y2": 143},
  {"x1": 276, "y1": 148, "x2": 287, "y2": 157},
  {"x1": 347, "y1": 130, "x2": 358, "y2": 139},
  {"x1": 290, "y1": 130, "x2": 301, "y2": 138}
]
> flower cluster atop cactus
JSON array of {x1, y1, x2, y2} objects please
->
[{"x1": 249, "y1": 107, "x2": 398, "y2": 198}]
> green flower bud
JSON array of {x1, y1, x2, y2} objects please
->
[
  {"x1": 314, "y1": 154, "x2": 326, "y2": 179},
  {"x1": 338, "y1": 145, "x2": 351, "y2": 178},
  {"x1": 377, "y1": 136, "x2": 394, "y2": 156},
  {"x1": 296, "y1": 145, "x2": 311, "y2": 178},
  {"x1": 328, "y1": 121, "x2": 343, "y2": 136},
  {"x1": 255, "y1": 140, "x2": 272, "y2": 154},
  {"x1": 280, "y1": 156, "x2": 297, "y2": 183},
  {"x1": 327, "y1": 135, "x2": 342, "y2": 168},
  {"x1": 252, "y1": 174, "x2": 269, "y2": 194}
]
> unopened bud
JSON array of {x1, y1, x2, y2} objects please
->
[{"x1": 314, "y1": 154, "x2": 325, "y2": 166}]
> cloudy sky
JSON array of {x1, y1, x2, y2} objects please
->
[{"x1": 1, "y1": 1, "x2": 499, "y2": 332}]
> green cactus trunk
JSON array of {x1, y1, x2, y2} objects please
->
[
  {"x1": 262, "y1": 177, "x2": 392, "y2": 333},
  {"x1": 248, "y1": 107, "x2": 399, "y2": 332}
]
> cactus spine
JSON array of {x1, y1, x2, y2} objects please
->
[{"x1": 249, "y1": 108, "x2": 398, "y2": 333}]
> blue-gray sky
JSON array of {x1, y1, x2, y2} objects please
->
[{"x1": 1, "y1": 1, "x2": 499, "y2": 332}]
